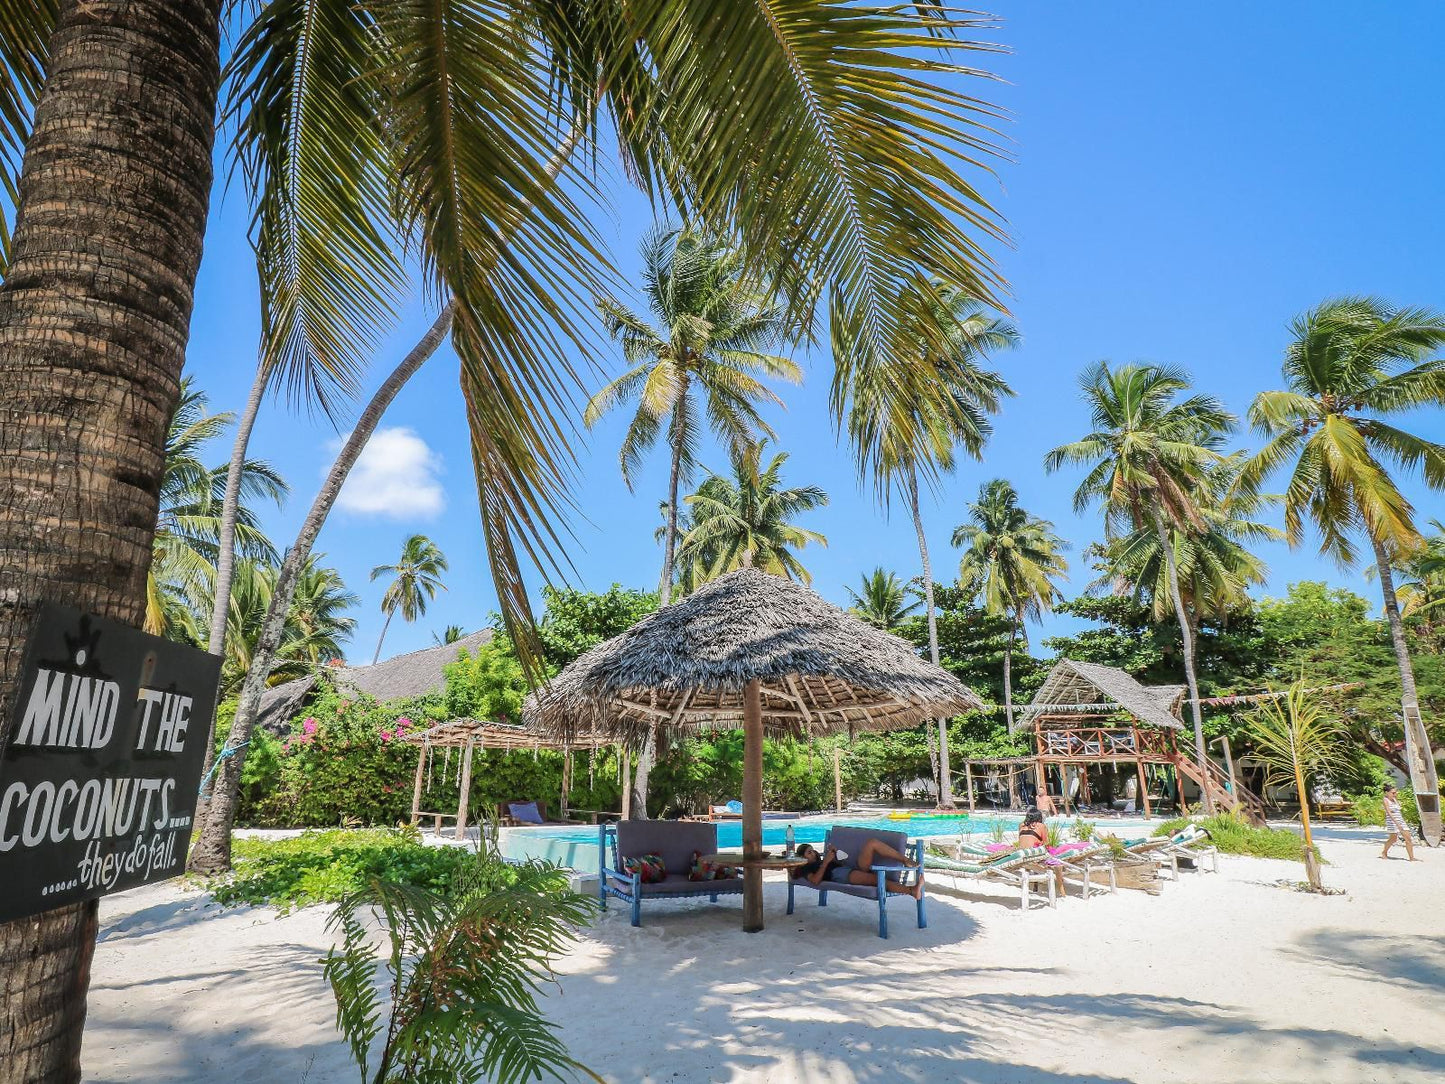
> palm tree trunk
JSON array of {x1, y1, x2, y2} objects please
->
[
  {"x1": 1371, "y1": 533, "x2": 1440, "y2": 841},
  {"x1": 633, "y1": 387, "x2": 689, "y2": 819},
  {"x1": 1004, "y1": 613, "x2": 1018, "y2": 732},
  {"x1": 192, "y1": 359, "x2": 267, "y2": 831},
  {"x1": 0, "y1": 2, "x2": 222, "y2": 1078},
  {"x1": 908, "y1": 471, "x2": 950, "y2": 806},
  {"x1": 372, "y1": 608, "x2": 396, "y2": 665},
  {"x1": 188, "y1": 303, "x2": 455, "y2": 874},
  {"x1": 1154, "y1": 514, "x2": 1213, "y2": 814}
]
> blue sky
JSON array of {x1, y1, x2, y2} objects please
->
[{"x1": 185, "y1": 3, "x2": 1445, "y2": 664}]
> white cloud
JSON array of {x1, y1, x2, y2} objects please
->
[{"x1": 333, "y1": 427, "x2": 445, "y2": 519}]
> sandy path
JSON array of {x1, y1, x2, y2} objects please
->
[{"x1": 83, "y1": 826, "x2": 1445, "y2": 1083}]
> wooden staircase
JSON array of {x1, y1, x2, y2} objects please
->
[{"x1": 1172, "y1": 753, "x2": 1267, "y2": 824}]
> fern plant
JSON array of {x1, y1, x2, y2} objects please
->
[{"x1": 323, "y1": 856, "x2": 598, "y2": 1083}]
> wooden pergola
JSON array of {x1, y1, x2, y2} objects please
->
[{"x1": 402, "y1": 718, "x2": 613, "y2": 839}]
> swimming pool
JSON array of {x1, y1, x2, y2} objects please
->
[{"x1": 497, "y1": 812, "x2": 1157, "y2": 870}]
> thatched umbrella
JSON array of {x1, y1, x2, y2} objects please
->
[{"x1": 526, "y1": 567, "x2": 982, "y2": 931}]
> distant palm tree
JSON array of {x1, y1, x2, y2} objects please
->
[
  {"x1": 1046, "y1": 362, "x2": 1235, "y2": 811},
  {"x1": 584, "y1": 225, "x2": 799, "y2": 606},
  {"x1": 953, "y1": 480, "x2": 1068, "y2": 731},
  {"x1": 843, "y1": 282, "x2": 1017, "y2": 805},
  {"x1": 1240, "y1": 297, "x2": 1445, "y2": 829},
  {"x1": 675, "y1": 444, "x2": 828, "y2": 585},
  {"x1": 846, "y1": 568, "x2": 921, "y2": 632},
  {"x1": 371, "y1": 534, "x2": 449, "y2": 663},
  {"x1": 432, "y1": 624, "x2": 466, "y2": 646},
  {"x1": 1391, "y1": 520, "x2": 1445, "y2": 625},
  {"x1": 150, "y1": 379, "x2": 286, "y2": 637},
  {"x1": 1099, "y1": 455, "x2": 1281, "y2": 627},
  {"x1": 214, "y1": 554, "x2": 358, "y2": 696}
]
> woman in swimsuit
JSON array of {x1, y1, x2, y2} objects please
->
[
  {"x1": 791, "y1": 840, "x2": 924, "y2": 899},
  {"x1": 1017, "y1": 807, "x2": 1049, "y2": 849}
]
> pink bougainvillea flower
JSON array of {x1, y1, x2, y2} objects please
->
[
  {"x1": 302, "y1": 717, "x2": 318, "y2": 735},
  {"x1": 380, "y1": 729, "x2": 394, "y2": 743}
]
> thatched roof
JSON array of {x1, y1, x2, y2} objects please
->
[
  {"x1": 256, "y1": 629, "x2": 494, "y2": 734},
  {"x1": 525, "y1": 567, "x2": 982, "y2": 743},
  {"x1": 1017, "y1": 659, "x2": 1184, "y2": 733}
]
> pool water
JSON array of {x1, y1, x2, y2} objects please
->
[{"x1": 497, "y1": 812, "x2": 1156, "y2": 870}]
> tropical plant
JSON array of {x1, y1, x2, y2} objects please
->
[
  {"x1": 1045, "y1": 361, "x2": 1235, "y2": 812},
  {"x1": 674, "y1": 444, "x2": 828, "y2": 585},
  {"x1": 149, "y1": 378, "x2": 287, "y2": 638},
  {"x1": 195, "y1": 1, "x2": 1010, "y2": 876},
  {"x1": 1239, "y1": 297, "x2": 1445, "y2": 824},
  {"x1": 584, "y1": 224, "x2": 798, "y2": 605},
  {"x1": 371, "y1": 534, "x2": 449, "y2": 663},
  {"x1": 432, "y1": 624, "x2": 466, "y2": 646},
  {"x1": 842, "y1": 284, "x2": 1017, "y2": 805},
  {"x1": 323, "y1": 859, "x2": 596, "y2": 1084},
  {"x1": 1244, "y1": 681, "x2": 1349, "y2": 887},
  {"x1": 1392, "y1": 520, "x2": 1445, "y2": 625},
  {"x1": 953, "y1": 479, "x2": 1068, "y2": 730},
  {"x1": 846, "y1": 568, "x2": 921, "y2": 632}
]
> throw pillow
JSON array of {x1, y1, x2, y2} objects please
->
[
  {"x1": 508, "y1": 801, "x2": 544, "y2": 825},
  {"x1": 687, "y1": 850, "x2": 742, "y2": 881},
  {"x1": 622, "y1": 853, "x2": 667, "y2": 883}
]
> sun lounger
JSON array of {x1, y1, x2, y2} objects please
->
[
  {"x1": 786, "y1": 826, "x2": 926, "y2": 938},
  {"x1": 926, "y1": 845, "x2": 1057, "y2": 910},
  {"x1": 1159, "y1": 824, "x2": 1218, "y2": 873},
  {"x1": 1048, "y1": 842, "x2": 1117, "y2": 898},
  {"x1": 498, "y1": 799, "x2": 583, "y2": 826}
]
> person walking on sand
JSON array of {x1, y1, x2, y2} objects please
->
[{"x1": 1380, "y1": 784, "x2": 1419, "y2": 861}]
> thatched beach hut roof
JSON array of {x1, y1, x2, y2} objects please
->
[
  {"x1": 255, "y1": 629, "x2": 494, "y2": 734},
  {"x1": 1018, "y1": 659, "x2": 1184, "y2": 733},
  {"x1": 526, "y1": 567, "x2": 982, "y2": 743}
]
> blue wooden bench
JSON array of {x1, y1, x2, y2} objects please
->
[
  {"x1": 598, "y1": 821, "x2": 743, "y2": 927},
  {"x1": 786, "y1": 825, "x2": 926, "y2": 939}
]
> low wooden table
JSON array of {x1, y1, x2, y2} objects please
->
[{"x1": 703, "y1": 852, "x2": 810, "y2": 871}]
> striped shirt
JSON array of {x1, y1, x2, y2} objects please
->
[{"x1": 1384, "y1": 795, "x2": 1410, "y2": 835}]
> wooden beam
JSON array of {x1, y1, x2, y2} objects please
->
[
  {"x1": 619, "y1": 744, "x2": 632, "y2": 821},
  {"x1": 455, "y1": 737, "x2": 475, "y2": 841},
  {"x1": 410, "y1": 742, "x2": 428, "y2": 827},
  {"x1": 560, "y1": 748, "x2": 572, "y2": 820},
  {"x1": 1136, "y1": 759, "x2": 1151, "y2": 816},
  {"x1": 833, "y1": 744, "x2": 843, "y2": 813},
  {"x1": 965, "y1": 761, "x2": 975, "y2": 812},
  {"x1": 742, "y1": 678, "x2": 764, "y2": 933}
]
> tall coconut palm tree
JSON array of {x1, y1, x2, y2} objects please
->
[
  {"x1": 952, "y1": 480, "x2": 1068, "y2": 731},
  {"x1": 843, "y1": 282, "x2": 1017, "y2": 805},
  {"x1": 0, "y1": 3, "x2": 223, "y2": 1074},
  {"x1": 585, "y1": 224, "x2": 798, "y2": 606},
  {"x1": 674, "y1": 444, "x2": 828, "y2": 585},
  {"x1": 1045, "y1": 362, "x2": 1235, "y2": 812},
  {"x1": 846, "y1": 568, "x2": 921, "y2": 632},
  {"x1": 196, "y1": 2, "x2": 1012, "y2": 865},
  {"x1": 150, "y1": 379, "x2": 287, "y2": 638},
  {"x1": 1240, "y1": 297, "x2": 1445, "y2": 835},
  {"x1": 371, "y1": 534, "x2": 449, "y2": 663}
]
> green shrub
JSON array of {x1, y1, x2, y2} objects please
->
[
  {"x1": 1350, "y1": 793, "x2": 1423, "y2": 828},
  {"x1": 206, "y1": 828, "x2": 475, "y2": 911},
  {"x1": 1071, "y1": 817, "x2": 1095, "y2": 843},
  {"x1": 1153, "y1": 811, "x2": 1317, "y2": 863}
]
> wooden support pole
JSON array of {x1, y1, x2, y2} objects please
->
[
  {"x1": 965, "y1": 762, "x2": 976, "y2": 812},
  {"x1": 1033, "y1": 758, "x2": 1046, "y2": 812},
  {"x1": 410, "y1": 742, "x2": 427, "y2": 827},
  {"x1": 1220, "y1": 734, "x2": 1237, "y2": 795},
  {"x1": 619, "y1": 744, "x2": 632, "y2": 821},
  {"x1": 561, "y1": 748, "x2": 572, "y2": 821},
  {"x1": 455, "y1": 737, "x2": 475, "y2": 841},
  {"x1": 1136, "y1": 759, "x2": 1151, "y2": 817},
  {"x1": 742, "y1": 678, "x2": 764, "y2": 933},
  {"x1": 833, "y1": 744, "x2": 844, "y2": 813}
]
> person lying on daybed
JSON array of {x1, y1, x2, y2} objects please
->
[{"x1": 790, "y1": 841, "x2": 923, "y2": 899}]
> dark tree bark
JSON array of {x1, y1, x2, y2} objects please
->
[
  {"x1": 907, "y1": 471, "x2": 949, "y2": 806},
  {"x1": 0, "y1": 2, "x2": 222, "y2": 1079}
]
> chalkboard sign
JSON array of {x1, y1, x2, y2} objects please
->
[{"x1": 0, "y1": 603, "x2": 221, "y2": 923}]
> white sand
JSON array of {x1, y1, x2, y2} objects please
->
[{"x1": 83, "y1": 827, "x2": 1445, "y2": 1083}]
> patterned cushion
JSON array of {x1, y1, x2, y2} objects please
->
[
  {"x1": 688, "y1": 850, "x2": 740, "y2": 881},
  {"x1": 622, "y1": 853, "x2": 667, "y2": 883}
]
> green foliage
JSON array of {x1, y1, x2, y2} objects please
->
[
  {"x1": 1071, "y1": 817, "x2": 1095, "y2": 843},
  {"x1": 537, "y1": 584, "x2": 658, "y2": 669},
  {"x1": 206, "y1": 828, "x2": 470, "y2": 911},
  {"x1": 1351, "y1": 793, "x2": 1422, "y2": 829},
  {"x1": 1152, "y1": 812, "x2": 1316, "y2": 863},
  {"x1": 324, "y1": 853, "x2": 596, "y2": 1084},
  {"x1": 443, "y1": 637, "x2": 528, "y2": 723}
]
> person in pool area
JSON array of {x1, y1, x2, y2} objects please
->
[
  {"x1": 790, "y1": 840, "x2": 923, "y2": 898},
  {"x1": 1017, "y1": 807, "x2": 1048, "y2": 849},
  {"x1": 1380, "y1": 783, "x2": 1419, "y2": 862}
]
